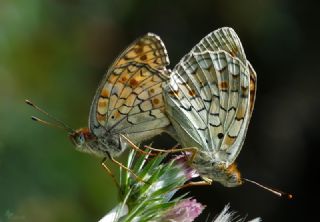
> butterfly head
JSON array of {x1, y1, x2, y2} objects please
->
[
  {"x1": 211, "y1": 163, "x2": 243, "y2": 187},
  {"x1": 69, "y1": 128, "x2": 95, "y2": 149}
]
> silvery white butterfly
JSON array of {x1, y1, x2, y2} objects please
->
[
  {"x1": 161, "y1": 27, "x2": 291, "y2": 198},
  {"x1": 164, "y1": 27, "x2": 257, "y2": 187}
]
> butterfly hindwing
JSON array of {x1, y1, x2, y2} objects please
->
[
  {"x1": 164, "y1": 27, "x2": 255, "y2": 165},
  {"x1": 89, "y1": 33, "x2": 171, "y2": 143}
]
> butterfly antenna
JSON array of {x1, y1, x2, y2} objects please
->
[
  {"x1": 31, "y1": 116, "x2": 70, "y2": 131},
  {"x1": 243, "y1": 178, "x2": 293, "y2": 199},
  {"x1": 25, "y1": 99, "x2": 74, "y2": 133}
]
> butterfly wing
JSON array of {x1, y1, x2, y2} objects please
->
[
  {"x1": 89, "y1": 33, "x2": 171, "y2": 144},
  {"x1": 164, "y1": 28, "x2": 256, "y2": 165},
  {"x1": 191, "y1": 27, "x2": 247, "y2": 63}
]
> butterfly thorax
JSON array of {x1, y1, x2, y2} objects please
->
[
  {"x1": 192, "y1": 153, "x2": 243, "y2": 187},
  {"x1": 70, "y1": 127, "x2": 121, "y2": 158}
]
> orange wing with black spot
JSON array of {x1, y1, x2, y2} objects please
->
[{"x1": 89, "y1": 33, "x2": 171, "y2": 144}]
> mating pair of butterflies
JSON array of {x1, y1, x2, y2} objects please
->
[{"x1": 29, "y1": 27, "x2": 257, "y2": 188}]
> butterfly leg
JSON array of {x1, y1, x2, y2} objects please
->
[
  {"x1": 120, "y1": 134, "x2": 156, "y2": 156},
  {"x1": 144, "y1": 145, "x2": 199, "y2": 164},
  {"x1": 101, "y1": 157, "x2": 120, "y2": 189},
  {"x1": 177, "y1": 180, "x2": 212, "y2": 190},
  {"x1": 109, "y1": 156, "x2": 148, "y2": 184}
]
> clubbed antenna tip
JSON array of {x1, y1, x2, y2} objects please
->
[
  {"x1": 31, "y1": 116, "x2": 39, "y2": 121},
  {"x1": 25, "y1": 99, "x2": 34, "y2": 106}
]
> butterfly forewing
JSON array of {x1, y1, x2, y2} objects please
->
[
  {"x1": 89, "y1": 33, "x2": 171, "y2": 144},
  {"x1": 191, "y1": 27, "x2": 246, "y2": 65},
  {"x1": 164, "y1": 27, "x2": 256, "y2": 165},
  {"x1": 113, "y1": 34, "x2": 169, "y2": 69}
]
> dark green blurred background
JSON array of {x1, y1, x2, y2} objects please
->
[{"x1": 1, "y1": 0, "x2": 318, "y2": 221}]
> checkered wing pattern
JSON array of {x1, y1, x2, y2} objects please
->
[
  {"x1": 164, "y1": 27, "x2": 256, "y2": 165},
  {"x1": 89, "y1": 33, "x2": 171, "y2": 144}
]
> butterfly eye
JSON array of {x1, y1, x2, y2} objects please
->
[{"x1": 77, "y1": 133, "x2": 85, "y2": 145}]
